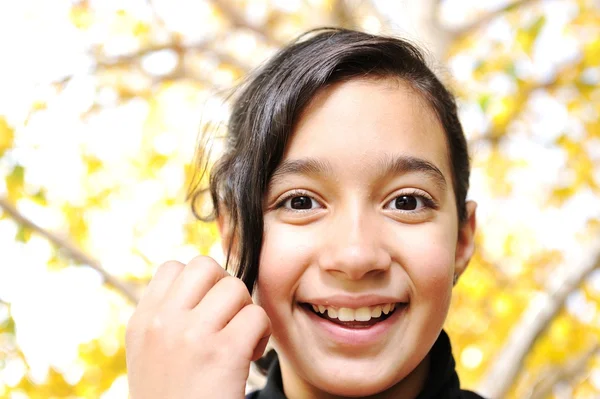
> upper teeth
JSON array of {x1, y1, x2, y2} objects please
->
[{"x1": 310, "y1": 303, "x2": 397, "y2": 322}]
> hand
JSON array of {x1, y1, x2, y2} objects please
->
[{"x1": 125, "y1": 256, "x2": 271, "y2": 399}]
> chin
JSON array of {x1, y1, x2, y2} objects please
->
[
  {"x1": 302, "y1": 358, "x2": 412, "y2": 398},
  {"x1": 312, "y1": 372, "x2": 399, "y2": 398}
]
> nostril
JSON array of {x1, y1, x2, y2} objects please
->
[{"x1": 317, "y1": 244, "x2": 392, "y2": 280}]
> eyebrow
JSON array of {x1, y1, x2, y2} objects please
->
[
  {"x1": 269, "y1": 155, "x2": 447, "y2": 191},
  {"x1": 270, "y1": 158, "x2": 333, "y2": 187},
  {"x1": 376, "y1": 154, "x2": 447, "y2": 192}
]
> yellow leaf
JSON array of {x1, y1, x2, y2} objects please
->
[
  {"x1": 483, "y1": 148, "x2": 521, "y2": 196},
  {"x1": 83, "y1": 154, "x2": 103, "y2": 174},
  {"x1": 586, "y1": 119, "x2": 600, "y2": 138},
  {"x1": 111, "y1": 9, "x2": 145, "y2": 36},
  {"x1": 133, "y1": 21, "x2": 150, "y2": 37},
  {"x1": 583, "y1": 36, "x2": 600, "y2": 67},
  {"x1": 548, "y1": 186, "x2": 576, "y2": 206},
  {"x1": 492, "y1": 293, "x2": 515, "y2": 318},
  {"x1": 488, "y1": 96, "x2": 518, "y2": 134},
  {"x1": 62, "y1": 205, "x2": 89, "y2": 247},
  {"x1": 516, "y1": 16, "x2": 546, "y2": 54},
  {"x1": 69, "y1": 3, "x2": 93, "y2": 30},
  {"x1": 184, "y1": 219, "x2": 219, "y2": 255},
  {"x1": 0, "y1": 116, "x2": 14, "y2": 156},
  {"x1": 586, "y1": 218, "x2": 600, "y2": 235}
]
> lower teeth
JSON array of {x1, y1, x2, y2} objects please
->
[{"x1": 331, "y1": 319, "x2": 383, "y2": 328}]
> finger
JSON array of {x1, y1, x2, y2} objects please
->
[
  {"x1": 136, "y1": 260, "x2": 185, "y2": 314},
  {"x1": 162, "y1": 255, "x2": 229, "y2": 310},
  {"x1": 223, "y1": 304, "x2": 271, "y2": 361},
  {"x1": 252, "y1": 336, "x2": 271, "y2": 362},
  {"x1": 191, "y1": 276, "x2": 253, "y2": 331}
]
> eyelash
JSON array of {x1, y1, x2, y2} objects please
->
[
  {"x1": 274, "y1": 189, "x2": 320, "y2": 212},
  {"x1": 385, "y1": 189, "x2": 439, "y2": 212},
  {"x1": 273, "y1": 189, "x2": 438, "y2": 212}
]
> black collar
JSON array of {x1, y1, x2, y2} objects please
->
[{"x1": 250, "y1": 330, "x2": 485, "y2": 399}]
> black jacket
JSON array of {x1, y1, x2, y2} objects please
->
[{"x1": 246, "y1": 330, "x2": 485, "y2": 399}]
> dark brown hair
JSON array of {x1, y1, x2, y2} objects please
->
[{"x1": 188, "y1": 27, "x2": 470, "y2": 295}]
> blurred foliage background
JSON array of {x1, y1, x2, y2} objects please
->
[{"x1": 0, "y1": 0, "x2": 599, "y2": 398}]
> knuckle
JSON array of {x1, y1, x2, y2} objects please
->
[
  {"x1": 199, "y1": 338, "x2": 228, "y2": 363},
  {"x1": 155, "y1": 260, "x2": 185, "y2": 277},
  {"x1": 184, "y1": 260, "x2": 208, "y2": 274},
  {"x1": 246, "y1": 304, "x2": 271, "y2": 327},
  {"x1": 159, "y1": 260, "x2": 185, "y2": 270},
  {"x1": 188, "y1": 255, "x2": 220, "y2": 270},
  {"x1": 225, "y1": 276, "x2": 248, "y2": 294},
  {"x1": 245, "y1": 303, "x2": 265, "y2": 315},
  {"x1": 215, "y1": 334, "x2": 237, "y2": 355},
  {"x1": 181, "y1": 327, "x2": 198, "y2": 348},
  {"x1": 218, "y1": 277, "x2": 251, "y2": 305},
  {"x1": 187, "y1": 256, "x2": 224, "y2": 279},
  {"x1": 125, "y1": 312, "x2": 172, "y2": 347},
  {"x1": 145, "y1": 314, "x2": 169, "y2": 338}
]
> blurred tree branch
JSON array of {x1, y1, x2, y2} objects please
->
[
  {"x1": 477, "y1": 240, "x2": 600, "y2": 398},
  {"x1": 145, "y1": 0, "x2": 169, "y2": 30},
  {"x1": 53, "y1": 40, "x2": 251, "y2": 95},
  {"x1": 95, "y1": 41, "x2": 251, "y2": 74},
  {"x1": 445, "y1": 0, "x2": 539, "y2": 38},
  {"x1": 0, "y1": 197, "x2": 141, "y2": 305},
  {"x1": 211, "y1": 0, "x2": 283, "y2": 46},
  {"x1": 400, "y1": 0, "x2": 539, "y2": 61},
  {"x1": 528, "y1": 343, "x2": 600, "y2": 399},
  {"x1": 146, "y1": 0, "x2": 279, "y2": 45},
  {"x1": 471, "y1": 60, "x2": 577, "y2": 146}
]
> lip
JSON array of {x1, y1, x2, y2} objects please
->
[
  {"x1": 299, "y1": 301, "x2": 408, "y2": 347},
  {"x1": 301, "y1": 294, "x2": 408, "y2": 308}
]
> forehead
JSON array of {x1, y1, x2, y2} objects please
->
[{"x1": 284, "y1": 78, "x2": 451, "y2": 179}]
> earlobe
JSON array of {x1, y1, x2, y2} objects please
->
[{"x1": 454, "y1": 200, "x2": 477, "y2": 279}]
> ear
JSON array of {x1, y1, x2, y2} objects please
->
[
  {"x1": 217, "y1": 211, "x2": 233, "y2": 255},
  {"x1": 454, "y1": 200, "x2": 477, "y2": 279},
  {"x1": 217, "y1": 210, "x2": 238, "y2": 261}
]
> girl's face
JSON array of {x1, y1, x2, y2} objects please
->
[{"x1": 257, "y1": 78, "x2": 476, "y2": 398}]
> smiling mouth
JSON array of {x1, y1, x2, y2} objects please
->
[{"x1": 301, "y1": 303, "x2": 407, "y2": 328}]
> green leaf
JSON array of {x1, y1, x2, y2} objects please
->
[
  {"x1": 0, "y1": 303, "x2": 16, "y2": 335},
  {"x1": 517, "y1": 15, "x2": 546, "y2": 53},
  {"x1": 6, "y1": 164, "x2": 25, "y2": 202},
  {"x1": 478, "y1": 94, "x2": 492, "y2": 111},
  {"x1": 31, "y1": 189, "x2": 47, "y2": 206},
  {"x1": 15, "y1": 224, "x2": 32, "y2": 243}
]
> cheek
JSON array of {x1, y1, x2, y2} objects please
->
[
  {"x1": 256, "y1": 223, "x2": 313, "y2": 307},
  {"x1": 395, "y1": 223, "x2": 457, "y2": 301}
]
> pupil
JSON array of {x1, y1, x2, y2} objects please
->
[
  {"x1": 395, "y1": 196, "x2": 417, "y2": 210},
  {"x1": 291, "y1": 196, "x2": 312, "y2": 209}
]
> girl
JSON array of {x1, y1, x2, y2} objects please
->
[{"x1": 125, "y1": 28, "x2": 485, "y2": 399}]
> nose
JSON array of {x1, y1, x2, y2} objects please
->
[{"x1": 317, "y1": 207, "x2": 392, "y2": 280}]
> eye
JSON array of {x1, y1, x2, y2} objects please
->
[
  {"x1": 287, "y1": 196, "x2": 315, "y2": 210},
  {"x1": 391, "y1": 195, "x2": 420, "y2": 210},
  {"x1": 277, "y1": 191, "x2": 323, "y2": 212},
  {"x1": 384, "y1": 192, "x2": 436, "y2": 212}
]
